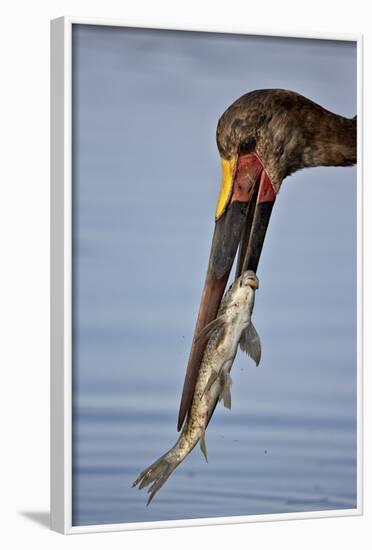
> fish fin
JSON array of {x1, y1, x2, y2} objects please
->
[
  {"x1": 202, "y1": 371, "x2": 219, "y2": 397},
  {"x1": 200, "y1": 431, "x2": 208, "y2": 463},
  {"x1": 194, "y1": 315, "x2": 226, "y2": 344},
  {"x1": 146, "y1": 472, "x2": 173, "y2": 506},
  {"x1": 206, "y1": 400, "x2": 218, "y2": 429},
  {"x1": 239, "y1": 322, "x2": 261, "y2": 366},
  {"x1": 220, "y1": 372, "x2": 232, "y2": 409},
  {"x1": 132, "y1": 453, "x2": 177, "y2": 505},
  {"x1": 202, "y1": 356, "x2": 233, "y2": 398}
]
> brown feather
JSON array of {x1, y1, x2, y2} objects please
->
[{"x1": 217, "y1": 89, "x2": 356, "y2": 190}]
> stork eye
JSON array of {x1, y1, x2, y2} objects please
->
[{"x1": 239, "y1": 136, "x2": 256, "y2": 154}]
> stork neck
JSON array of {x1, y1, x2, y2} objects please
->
[{"x1": 305, "y1": 114, "x2": 357, "y2": 169}]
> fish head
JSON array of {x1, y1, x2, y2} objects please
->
[
  {"x1": 223, "y1": 270, "x2": 259, "y2": 313},
  {"x1": 239, "y1": 270, "x2": 259, "y2": 290}
]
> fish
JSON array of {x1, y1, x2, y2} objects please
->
[{"x1": 132, "y1": 270, "x2": 261, "y2": 505}]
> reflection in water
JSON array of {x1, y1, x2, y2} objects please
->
[{"x1": 72, "y1": 25, "x2": 357, "y2": 526}]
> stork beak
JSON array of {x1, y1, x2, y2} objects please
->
[{"x1": 177, "y1": 152, "x2": 276, "y2": 430}]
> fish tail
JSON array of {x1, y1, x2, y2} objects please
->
[{"x1": 132, "y1": 451, "x2": 180, "y2": 505}]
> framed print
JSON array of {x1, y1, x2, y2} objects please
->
[{"x1": 51, "y1": 17, "x2": 363, "y2": 534}]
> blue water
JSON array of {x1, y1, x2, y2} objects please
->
[{"x1": 72, "y1": 25, "x2": 357, "y2": 526}]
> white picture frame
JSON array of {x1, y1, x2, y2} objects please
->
[{"x1": 51, "y1": 16, "x2": 363, "y2": 534}]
